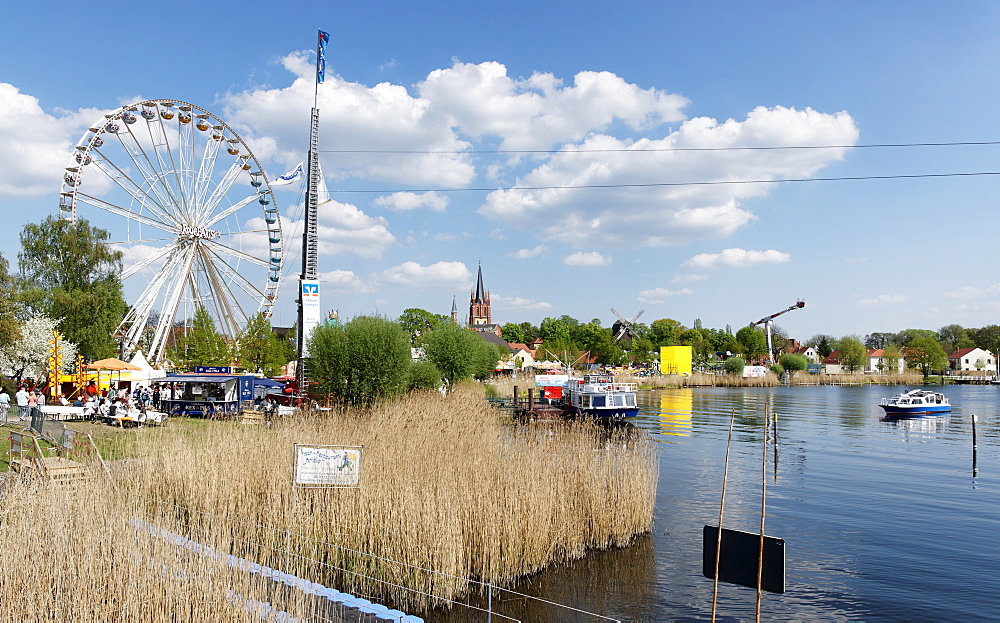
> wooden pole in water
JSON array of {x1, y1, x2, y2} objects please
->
[
  {"x1": 756, "y1": 406, "x2": 769, "y2": 622},
  {"x1": 972, "y1": 414, "x2": 978, "y2": 478},
  {"x1": 711, "y1": 409, "x2": 737, "y2": 622}
]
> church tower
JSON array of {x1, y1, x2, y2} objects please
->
[
  {"x1": 469, "y1": 263, "x2": 492, "y2": 326},
  {"x1": 451, "y1": 295, "x2": 458, "y2": 324}
]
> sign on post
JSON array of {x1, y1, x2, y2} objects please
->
[{"x1": 293, "y1": 444, "x2": 363, "y2": 488}]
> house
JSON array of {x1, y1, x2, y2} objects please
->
[
  {"x1": 508, "y1": 343, "x2": 536, "y2": 369},
  {"x1": 947, "y1": 347, "x2": 996, "y2": 373},
  {"x1": 823, "y1": 349, "x2": 905, "y2": 374},
  {"x1": 790, "y1": 346, "x2": 821, "y2": 364}
]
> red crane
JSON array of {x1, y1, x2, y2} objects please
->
[{"x1": 750, "y1": 300, "x2": 806, "y2": 366}]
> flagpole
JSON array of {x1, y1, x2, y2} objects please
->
[{"x1": 296, "y1": 29, "x2": 328, "y2": 404}]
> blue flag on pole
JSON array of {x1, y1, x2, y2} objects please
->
[{"x1": 317, "y1": 30, "x2": 330, "y2": 84}]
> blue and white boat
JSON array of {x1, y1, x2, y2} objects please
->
[
  {"x1": 565, "y1": 374, "x2": 639, "y2": 420},
  {"x1": 879, "y1": 389, "x2": 951, "y2": 416}
]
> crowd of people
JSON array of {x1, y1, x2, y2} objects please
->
[{"x1": 0, "y1": 381, "x2": 169, "y2": 424}]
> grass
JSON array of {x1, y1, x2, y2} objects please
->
[{"x1": 0, "y1": 384, "x2": 658, "y2": 619}]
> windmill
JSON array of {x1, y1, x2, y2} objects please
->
[{"x1": 611, "y1": 307, "x2": 644, "y2": 348}]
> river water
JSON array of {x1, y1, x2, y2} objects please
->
[{"x1": 482, "y1": 384, "x2": 1000, "y2": 622}]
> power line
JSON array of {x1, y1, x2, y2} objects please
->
[
  {"x1": 328, "y1": 170, "x2": 1000, "y2": 194},
  {"x1": 320, "y1": 140, "x2": 1000, "y2": 155}
]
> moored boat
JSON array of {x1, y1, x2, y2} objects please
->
[
  {"x1": 565, "y1": 374, "x2": 639, "y2": 420},
  {"x1": 879, "y1": 389, "x2": 951, "y2": 416}
]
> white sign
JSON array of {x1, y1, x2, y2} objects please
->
[
  {"x1": 301, "y1": 279, "x2": 321, "y2": 356},
  {"x1": 743, "y1": 365, "x2": 770, "y2": 378},
  {"x1": 534, "y1": 374, "x2": 570, "y2": 387},
  {"x1": 293, "y1": 444, "x2": 363, "y2": 487}
]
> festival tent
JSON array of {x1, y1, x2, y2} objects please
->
[{"x1": 86, "y1": 357, "x2": 142, "y2": 389}]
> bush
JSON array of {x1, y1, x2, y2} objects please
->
[
  {"x1": 722, "y1": 356, "x2": 745, "y2": 376},
  {"x1": 407, "y1": 360, "x2": 442, "y2": 391},
  {"x1": 307, "y1": 316, "x2": 412, "y2": 406},
  {"x1": 770, "y1": 364, "x2": 784, "y2": 375},
  {"x1": 778, "y1": 353, "x2": 809, "y2": 372}
]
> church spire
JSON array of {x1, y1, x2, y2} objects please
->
[{"x1": 473, "y1": 262, "x2": 487, "y2": 303}]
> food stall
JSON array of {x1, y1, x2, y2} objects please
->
[{"x1": 151, "y1": 373, "x2": 256, "y2": 417}]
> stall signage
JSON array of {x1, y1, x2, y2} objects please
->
[
  {"x1": 535, "y1": 374, "x2": 569, "y2": 387},
  {"x1": 194, "y1": 366, "x2": 232, "y2": 374},
  {"x1": 293, "y1": 444, "x2": 363, "y2": 488}
]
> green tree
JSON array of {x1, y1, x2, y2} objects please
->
[
  {"x1": 424, "y1": 324, "x2": 501, "y2": 387},
  {"x1": 807, "y1": 334, "x2": 835, "y2": 358},
  {"x1": 236, "y1": 313, "x2": 292, "y2": 376},
  {"x1": 0, "y1": 253, "x2": 22, "y2": 348},
  {"x1": 169, "y1": 306, "x2": 229, "y2": 371},
  {"x1": 864, "y1": 332, "x2": 898, "y2": 349},
  {"x1": 937, "y1": 324, "x2": 971, "y2": 353},
  {"x1": 650, "y1": 318, "x2": 683, "y2": 346},
  {"x1": 500, "y1": 322, "x2": 527, "y2": 344},
  {"x1": 837, "y1": 336, "x2": 867, "y2": 374},
  {"x1": 406, "y1": 360, "x2": 442, "y2": 391},
  {"x1": 18, "y1": 216, "x2": 128, "y2": 361},
  {"x1": 735, "y1": 326, "x2": 768, "y2": 357},
  {"x1": 881, "y1": 344, "x2": 903, "y2": 374},
  {"x1": 905, "y1": 336, "x2": 948, "y2": 378},
  {"x1": 578, "y1": 323, "x2": 627, "y2": 365},
  {"x1": 896, "y1": 328, "x2": 937, "y2": 347},
  {"x1": 779, "y1": 353, "x2": 809, "y2": 372},
  {"x1": 539, "y1": 316, "x2": 572, "y2": 344},
  {"x1": 307, "y1": 316, "x2": 412, "y2": 406},
  {"x1": 969, "y1": 325, "x2": 1000, "y2": 356},
  {"x1": 722, "y1": 356, "x2": 745, "y2": 376},
  {"x1": 397, "y1": 308, "x2": 450, "y2": 344}
]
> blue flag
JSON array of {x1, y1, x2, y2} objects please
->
[{"x1": 317, "y1": 30, "x2": 330, "y2": 84}]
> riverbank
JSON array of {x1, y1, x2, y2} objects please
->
[{"x1": 0, "y1": 384, "x2": 657, "y2": 618}]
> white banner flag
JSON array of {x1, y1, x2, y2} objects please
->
[{"x1": 271, "y1": 162, "x2": 304, "y2": 186}]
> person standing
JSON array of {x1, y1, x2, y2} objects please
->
[
  {"x1": 15, "y1": 385, "x2": 29, "y2": 420},
  {"x1": 0, "y1": 387, "x2": 10, "y2": 422}
]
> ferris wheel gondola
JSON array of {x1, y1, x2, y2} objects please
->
[{"x1": 58, "y1": 99, "x2": 283, "y2": 365}]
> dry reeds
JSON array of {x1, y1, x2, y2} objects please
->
[{"x1": 0, "y1": 384, "x2": 657, "y2": 619}]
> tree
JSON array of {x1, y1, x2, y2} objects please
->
[
  {"x1": 864, "y1": 332, "x2": 897, "y2": 349},
  {"x1": 881, "y1": 345, "x2": 902, "y2": 374},
  {"x1": 735, "y1": 326, "x2": 768, "y2": 358},
  {"x1": 969, "y1": 325, "x2": 1000, "y2": 356},
  {"x1": 650, "y1": 318, "x2": 683, "y2": 346},
  {"x1": 308, "y1": 316, "x2": 412, "y2": 406},
  {"x1": 779, "y1": 353, "x2": 809, "y2": 372},
  {"x1": 539, "y1": 316, "x2": 572, "y2": 344},
  {"x1": 937, "y1": 324, "x2": 971, "y2": 353},
  {"x1": 423, "y1": 324, "x2": 501, "y2": 387},
  {"x1": 236, "y1": 313, "x2": 293, "y2": 376},
  {"x1": 169, "y1": 306, "x2": 229, "y2": 371},
  {"x1": 722, "y1": 356, "x2": 745, "y2": 376},
  {"x1": 578, "y1": 323, "x2": 627, "y2": 366},
  {"x1": 807, "y1": 334, "x2": 835, "y2": 358},
  {"x1": 398, "y1": 308, "x2": 450, "y2": 344},
  {"x1": 0, "y1": 253, "x2": 22, "y2": 348},
  {"x1": 837, "y1": 336, "x2": 867, "y2": 374},
  {"x1": 896, "y1": 328, "x2": 937, "y2": 347},
  {"x1": 500, "y1": 322, "x2": 527, "y2": 344},
  {"x1": 905, "y1": 336, "x2": 948, "y2": 378},
  {"x1": 17, "y1": 216, "x2": 128, "y2": 362},
  {"x1": 0, "y1": 314, "x2": 77, "y2": 383}
]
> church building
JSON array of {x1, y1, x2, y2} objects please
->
[{"x1": 468, "y1": 264, "x2": 501, "y2": 336}]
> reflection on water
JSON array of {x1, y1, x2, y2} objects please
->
[{"x1": 657, "y1": 390, "x2": 693, "y2": 438}]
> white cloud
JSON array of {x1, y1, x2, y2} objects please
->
[
  {"x1": 511, "y1": 245, "x2": 547, "y2": 259},
  {"x1": 494, "y1": 295, "x2": 553, "y2": 312},
  {"x1": 317, "y1": 269, "x2": 363, "y2": 290},
  {"x1": 0, "y1": 83, "x2": 107, "y2": 197},
  {"x1": 316, "y1": 199, "x2": 396, "y2": 259},
  {"x1": 379, "y1": 261, "x2": 472, "y2": 288},
  {"x1": 682, "y1": 248, "x2": 791, "y2": 269},
  {"x1": 637, "y1": 287, "x2": 693, "y2": 304},
  {"x1": 480, "y1": 106, "x2": 858, "y2": 248},
  {"x1": 672, "y1": 273, "x2": 708, "y2": 284},
  {"x1": 373, "y1": 191, "x2": 449, "y2": 212},
  {"x1": 564, "y1": 251, "x2": 611, "y2": 266},
  {"x1": 222, "y1": 54, "x2": 475, "y2": 188},
  {"x1": 418, "y1": 61, "x2": 688, "y2": 151},
  {"x1": 856, "y1": 294, "x2": 906, "y2": 307},
  {"x1": 944, "y1": 284, "x2": 1000, "y2": 299}
]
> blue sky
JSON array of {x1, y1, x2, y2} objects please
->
[{"x1": 3, "y1": 1, "x2": 1000, "y2": 345}]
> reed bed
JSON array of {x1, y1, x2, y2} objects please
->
[{"x1": 0, "y1": 385, "x2": 657, "y2": 619}]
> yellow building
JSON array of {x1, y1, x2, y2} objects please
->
[{"x1": 660, "y1": 345, "x2": 693, "y2": 376}]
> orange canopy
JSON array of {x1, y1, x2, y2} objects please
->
[{"x1": 86, "y1": 357, "x2": 142, "y2": 371}]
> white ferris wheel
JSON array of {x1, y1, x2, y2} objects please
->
[{"x1": 58, "y1": 99, "x2": 283, "y2": 365}]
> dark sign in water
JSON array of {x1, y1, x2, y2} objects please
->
[{"x1": 702, "y1": 525, "x2": 785, "y2": 594}]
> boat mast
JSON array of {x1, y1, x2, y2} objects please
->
[{"x1": 296, "y1": 29, "x2": 328, "y2": 399}]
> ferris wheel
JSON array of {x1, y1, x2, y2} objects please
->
[{"x1": 59, "y1": 99, "x2": 283, "y2": 365}]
